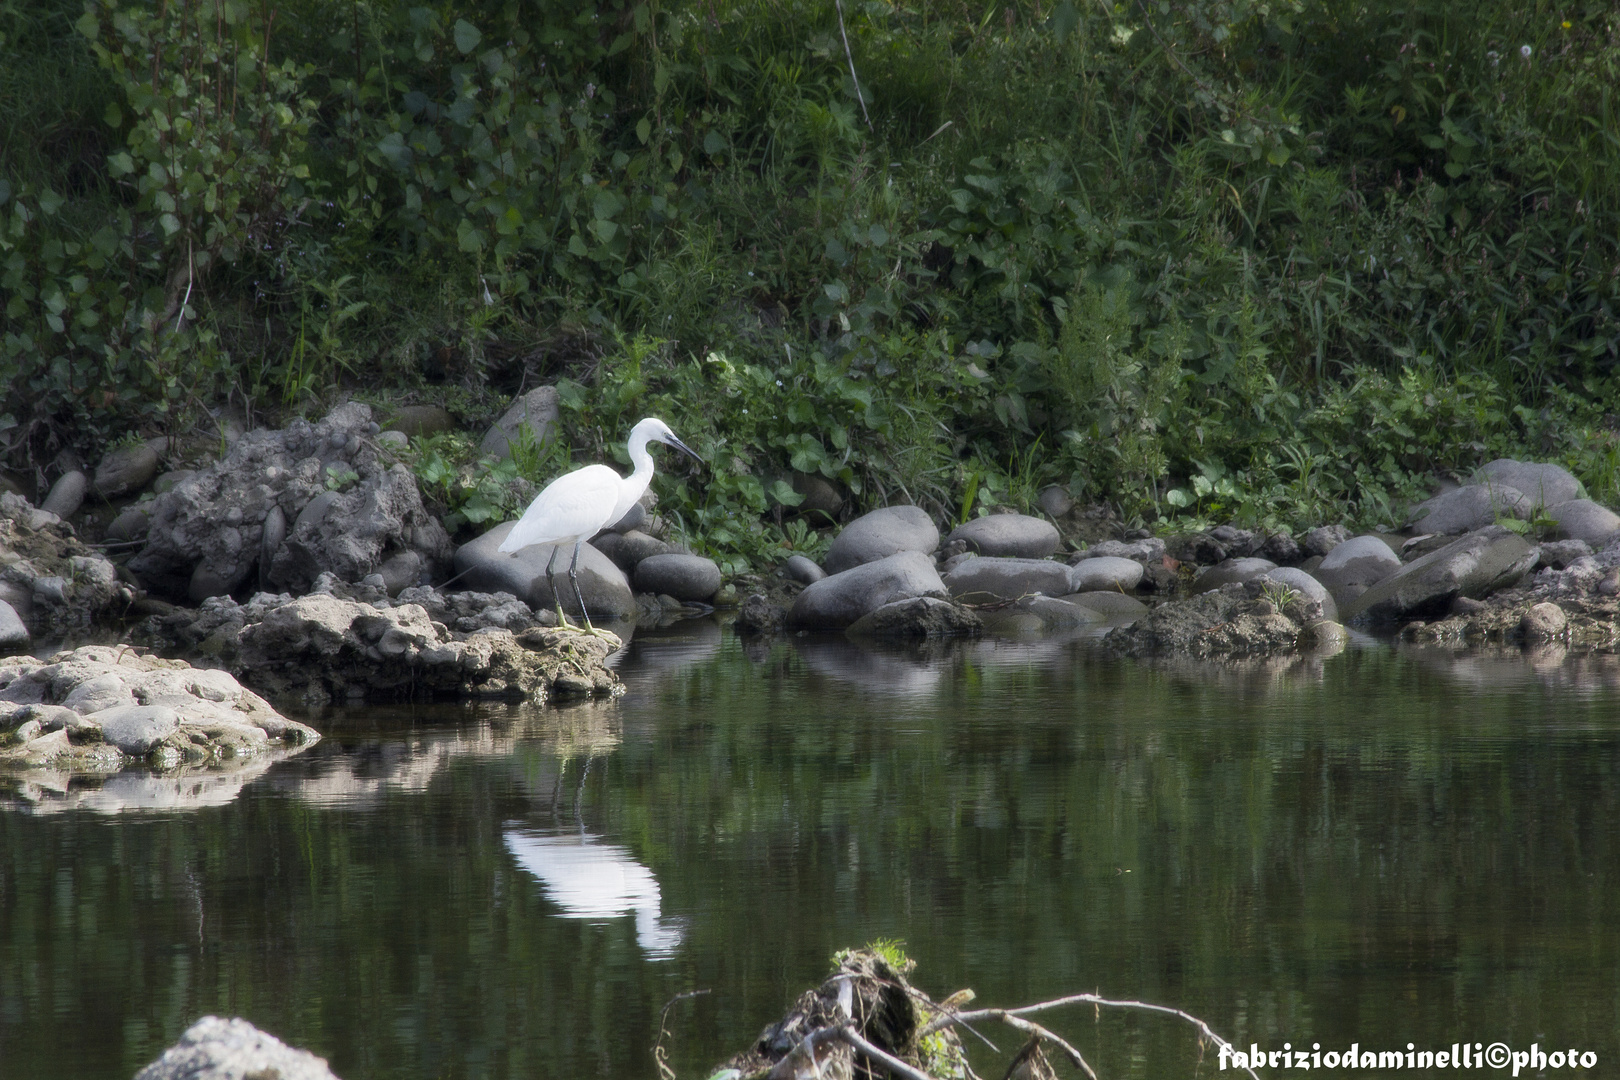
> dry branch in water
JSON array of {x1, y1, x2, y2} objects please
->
[{"x1": 686, "y1": 947, "x2": 1257, "y2": 1080}]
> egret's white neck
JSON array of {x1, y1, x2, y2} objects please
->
[{"x1": 625, "y1": 427, "x2": 656, "y2": 493}]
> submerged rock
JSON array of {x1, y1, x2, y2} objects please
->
[
  {"x1": 1103, "y1": 581, "x2": 1331, "y2": 659},
  {"x1": 846, "y1": 596, "x2": 982, "y2": 639},
  {"x1": 0, "y1": 645, "x2": 318, "y2": 774}
]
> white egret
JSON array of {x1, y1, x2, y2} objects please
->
[{"x1": 499, "y1": 416, "x2": 701, "y2": 631}]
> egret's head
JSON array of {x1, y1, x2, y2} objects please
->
[{"x1": 632, "y1": 417, "x2": 703, "y2": 464}]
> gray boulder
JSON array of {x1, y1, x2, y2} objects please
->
[
  {"x1": 89, "y1": 704, "x2": 181, "y2": 755},
  {"x1": 787, "y1": 551, "x2": 947, "y2": 630},
  {"x1": 41, "y1": 469, "x2": 86, "y2": 519},
  {"x1": 481, "y1": 386, "x2": 559, "y2": 460},
  {"x1": 1340, "y1": 526, "x2": 1539, "y2": 623},
  {"x1": 1258, "y1": 532, "x2": 1303, "y2": 564},
  {"x1": 1302, "y1": 524, "x2": 1350, "y2": 558},
  {"x1": 1407, "y1": 483, "x2": 1530, "y2": 534},
  {"x1": 943, "y1": 556, "x2": 1072, "y2": 602},
  {"x1": 131, "y1": 403, "x2": 452, "y2": 601},
  {"x1": 1257, "y1": 566, "x2": 1338, "y2": 623},
  {"x1": 945, "y1": 513, "x2": 1060, "y2": 559},
  {"x1": 791, "y1": 472, "x2": 843, "y2": 521},
  {"x1": 93, "y1": 442, "x2": 160, "y2": 498},
  {"x1": 1537, "y1": 538, "x2": 1593, "y2": 570},
  {"x1": 634, "y1": 553, "x2": 722, "y2": 602},
  {"x1": 1190, "y1": 557, "x2": 1276, "y2": 594},
  {"x1": 978, "y1": 595, "x2": 1104, "y2": 636},
  {"x1": 846, "y1": 596, "x2": 981, "y2": 638},
  {"x1": 1068, "y1": 556, "x2": 1143, "y2": 593},
  {"x1": 1037, "y1": 485, "x2": 1074, "y2": 518},
  {"x1": 133, "y1": 1016, "x2": 342, "y2": 1080},
  {"x1": 824, "y1": 505, "x2": 939, "y2": 575},
  {"x1": 1313, "y1": 534, "x2": 1401, "y2": 606},
  {"x1": 1546, "y1": 499, "x2": 1620, "y2": 546},
  {"x1": 454, "y1": 521, "x2": 633, "y2": 620},
  {"x1": 106, "y1": 505, "x2": 151, "y2": 543},
  {"x1": 1474, "y1": 458, "x2": 1583, "y2": 509},
  {"x1": 0, "y1": 598, "x2": 27, "y2": 652},
  {"x1": 593, "y1": 529, "x2": 669, "y2": 574},
  {"x1": 782, "y1": 555, "x2": 826, "y2": 585}
]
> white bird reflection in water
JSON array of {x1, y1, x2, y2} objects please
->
[{"x1": 503, "y1": 825, "x2": 684, "y2": 959}]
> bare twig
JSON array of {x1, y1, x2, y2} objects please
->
[
  {"x1": 839, "y1": 1025, "x2": 936, "y2": 1080},
  {"x1": 833, "y1": 0, "x2": 872, "y2": 131},
  {"x1": 654, "y1": 989, "x2": 710, "y2": 1080},
  {"x1": 993, "y1": 1015, "x2": 1097, "y2": 1080},
  {"x1": 920, "y1": 994, "x2": 1260, "y2": 1080}
]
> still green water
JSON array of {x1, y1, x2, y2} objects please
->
[{"x1": 2, "y1": 624, "x2": 1618, "y2": 1079}]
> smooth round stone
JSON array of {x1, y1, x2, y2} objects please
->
[
  {"x1": 1546, "y1": 499, "x2": 1620, "y2": 546},
  {"x1": 0, "y1": 598, "x2": 28, "y2": 651},
  {"x1": 1190, "y1": 557, "x2": 1276, "y2": 594},
  {"x1": 481, "y1": 387, "x2": 558, "y2": 460},
  {"x1": 376, "y1": 430, "x2": 410, "y2": 451},
  {"x1": 791, "y1": 472, "x2": 843, "y2": 520},
  {"x1": 1302, "y1": 525, "x2": 1349, "y2": 558},
  {"x1": 1067, "y1": 556, "x2": 1143, "y2": 592},
  {"x1": 1474, "y1": 459, "x2": 1583, "y2": 508},
  {"x1": 106, "y1": 506, "x2": 152, "y2": 543},
  {"x1": 1314, "y1": 535, "x2": 1401, "y2": 590},
  {"x1": 634, "y1": 553, "x2": 722, "y2": 602},
  {"x1": 977, "y1": 595, "x2": 1103, "y2": 636},
  {"x1": 1057, "y1": 590, "x2": 1149, "y2": 617},
  {"x1": 1407, "y1": 484, "x2": 1529, "y2": 534},
  {"x1": 608, "y1": 501, "x2": 647, "y2": 534},
  {"x1": 1256, "y1": 566, "x2": 1338, "y2": 623},
  {"x1": 1037, "y1": 485, "x2": 1074, "y2": 518},
  {"x1": 40, "y1": 469, "x2": 87, "y2": 518},
  {"x1": 787, "y1": 551, "x2": 948, "y2": 630},
  {"x1": 823, "y1": 505, "x2": 939, "y2": 575},
  {"x1": 945, "y1": 513, "x2": 1060, "y2": 559},
  {"x1": 377, "y1": 550, "x2": 423, "y2": 596},
  {"x1": 943, "y1": 556, "x2": 1072, "y2": 602},
  {"x1": 454, "y1": 521, "x2": 633, "y2": 619},
  {"x1": 593, "y1": 529, "x2": 669, "y2": 574},
  {"x1": 782, "y1": 555, "x2": 826, "y2": 585},
  {"x1": 1521, "y1": 601, "x2": 1568, "y2": 642},
  {"x1": 94, "y1": 443, "x2": 160, "y2": 498}
]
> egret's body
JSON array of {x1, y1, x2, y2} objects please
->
[{"x1": 499, "y1": 417, "x2": 699, "y2": 630}]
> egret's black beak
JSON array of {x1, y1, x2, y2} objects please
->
[{"x1": 662, "y1": 433, "x2": 703, "y2": 466}]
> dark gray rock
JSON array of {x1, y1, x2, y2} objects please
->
[
  {"x1": 736, "y1": 593, "x2": 786, "y2": 633},
  {"x1": 377, "y1": 550, "x2": 423, "y2": 596},
  {"x1": 1407, "y1": 483, "x2": 1530, "y2": 534},
  {"x1": 1302, "y1": 524, "x2": 1350, "y2": 558},
  {"x1": 93, "y1": 443, "x2": 160, "y2": 498},
  {"x1": 1258, "y1": 532, "x2": 1302, "y2": 564},
  {"x1": 481, "y1": 386, "x2": 559, "y2": 460},
  {"x1": 1340, "y1": 526, "x2": 1539, "y2": 623},
  {"x1": 782, "y1": 554, "x2": 826, "y2": 585},
  {"x1": 1067, "y1": 556, "x2": 1144, "y2": 593},
  {"x1": 1208, "y1": 525, "x2": 1259, "y2": 557},
  {"x1": 1474, "y1": 458, "x2": 1583, "y2": 509},
  {"x1": 1313, "y1": 534, "x2": 1401, "y2": 607},
  {"x1": 791, "y1": 472, "x2": 843, "y2": 521},
  {"x1": 1256, "y1": 566, "x2": 1338, "y2": 623},
  {"x1": 133, "y1": 1016, "x2": 342, "y2": 1080},
  {"x1": 1537, "y1": 538, "x2": 1593, "y2": 570},
  {"x1": 942, "y1": 556, "x2": 1072, "y2": 602},
  {"x1": 846, "y1": 596, "x2": 981, "y2": 638},
  {"x1": 1190, "y1": 557, "x2": 1277, "y2": 594},
  {"x1": 454, "y1": 521, "x2": 633, "y2": 620},
  {"x1": 607, "y1": 500, "x2": 646, "y2": 534},
  {"x1": 0, "y1": 598, "x2": 27, "y2": 651},
  {"x1": 945, "y1": 513, "x2": 1060, "y2": 559},
  {"x1": 386, "y1": 404, "x2": 456, "y2": 438},
  {"x1": 106, "y1": 505, "x2": 152, "y2": 543},
  {"x1": 1546, "y1": 499, "x2": 1620, "y2": 546},
  {"x1": 635, "y1": 553, "x2": 722, "y2": 602},
  {"x1": 41, "y1": 470, "x2": 86, "y2": 518},
  {"x1": 978, "y1": 595, "x2": 1104, "y2": 636},
  {"x1": 86, "y1": 704, "x2": 180, "y2": 755},
  {"x1": 593, "y1": 529, "x2": 669, "y2": 574},
  {"x1": 1037, "y1": 485, "x2": 1074, "y2": 519},
  {"x1": 787, "y1": 551, "x2": 947, "y2": 630},
  {"x1": 823, "y1": 505, "x2": 939, "y2": 575}
]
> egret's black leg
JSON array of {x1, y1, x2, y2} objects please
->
[
  {"x1": 568, "y1": 539, "x2": 595, "y2": 631},
  {"x1": 545, "y1": 543, "x2": 574, "y2": 628}
]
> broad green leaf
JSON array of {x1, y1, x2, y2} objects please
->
[{"x1": 453, "y1": 19, "x2": 482, "y2": 55}]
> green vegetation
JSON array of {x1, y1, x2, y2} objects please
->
[{"x1": 4, "y1": 0, "x2": 1618, "y2": 561}]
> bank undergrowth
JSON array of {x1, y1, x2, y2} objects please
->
[{"x1": 3, "y1": 0, "x2": 1618, "y2": 563}]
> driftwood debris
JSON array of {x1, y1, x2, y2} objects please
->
[{"x1": 682, "y1": 947, "x2": 1260, "y2": 1080}]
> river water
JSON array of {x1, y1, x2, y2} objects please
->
[{"x1": 2, "y1": 622, "x2": 1618, "y2": 1079}]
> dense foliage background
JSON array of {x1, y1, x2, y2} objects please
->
[{"x1": 3, "y1": 0, "x2": 1618, "y2": 562}]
